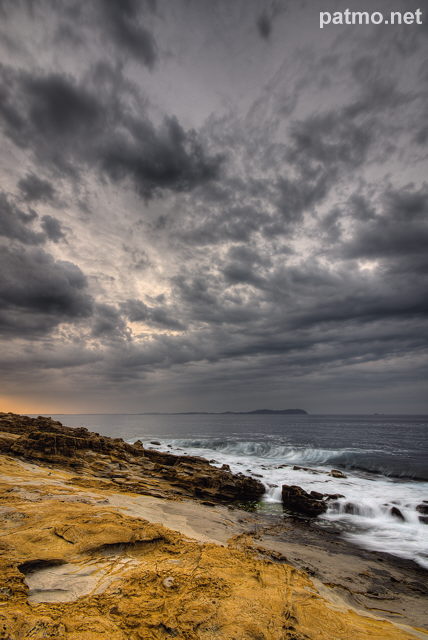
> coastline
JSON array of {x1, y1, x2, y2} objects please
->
[{"x1": 0, "y1": 413, "x2": 427, "y2": 639}]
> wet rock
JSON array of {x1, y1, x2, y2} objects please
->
[
  {"x1": 292, "y1": 465, "x2": 321, "y2": 474},
  {"x1": 329, "y1": 469, "x2": 347, "y2": 478},
  {"x1": 150, "y1": 441, "x2": 161, "y2": 446},
  {"x1": 344, "y1": 503, "x2": 358, "y2": 515},
  {"x1": 325, "y1": 493, "x2": 345, "y2": 500},
  {"x1": 416, "y1": 503, "x2": 428, "y2": 515},
  {"x1": 419, "y1": 516, "x2": 428, "y2": 524},
  {"x1": 390, "y1": 506, "x2": 405, "y2": 521},
  {"x1": 309, "y1": 491, "x2": 324, "y2": 500},
  {"x1": 281, "y1": 485, "x2": 327, "y2": 517}
]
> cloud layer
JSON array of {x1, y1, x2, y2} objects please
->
[{"x1": 0, "y1": 0, "x2": 427, "y2": 412}]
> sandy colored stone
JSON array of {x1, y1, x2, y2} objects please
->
[{"x1": 0, "y1": 456, "x2": 425, "y2": 640}]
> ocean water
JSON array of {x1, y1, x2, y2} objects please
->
[{"x1": 46, "y1": 413, "x2": 428, "y2": 569}]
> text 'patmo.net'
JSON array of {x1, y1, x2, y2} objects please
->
[{"x1": 320, "y1": 8, "x2": 423, "y2": 28}]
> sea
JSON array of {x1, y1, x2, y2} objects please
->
[{"x1": 44, "y1": 413, "x2": 428, "y2": 569}]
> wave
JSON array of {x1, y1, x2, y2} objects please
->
[
  {"x1": 160, "y1": 438, "x2": 428, "y2": 481},
  {"x1": 164, "y1": 438, "x2": 428, "y2": 481},
  {"x1": 136, "y1": 436, "x2": 428, "y2": 568},
  {"x1": 170, "y1": 438, "x2": 353, "y2": 462}
]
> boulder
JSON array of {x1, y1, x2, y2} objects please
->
[
  {"x1": 281, "y1": 485, "x2": 327, "y2": 517},
  {"x1": 416, "y1": 503, "x2": 428, "y2": 515},
  {"x1": 390, "y1": 506, "x2": 405, "y2": 521},
  {"x1": 329, "y1": 469, "x2": 347, "y2": 478}
]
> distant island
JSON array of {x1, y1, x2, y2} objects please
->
[{"x1": 138, "y1": 409, "x2": 308, "y2": 415}]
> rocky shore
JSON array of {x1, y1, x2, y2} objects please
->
[{"x1": 0, "y1": 412, "x2": 427, "y2": 639}]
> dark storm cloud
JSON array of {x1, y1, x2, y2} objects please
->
[
  {"x1": 256, "y1": 11, "x2": 272, "y2": 40},
  {"x1": 101, "y1": 115, "x2": 222, "y2": 199},
  {"x1": 122, "y1": 299, "x2": 186, "y2": 331},
  {"x1": 0, "y1": 65, "x2": 222, "y2": 198},
  {"x1": 0, "y1": 0, "x2": 158, "y2": 68},
  {"x1": 0, "y1": 191, "x2": 65, "y2": 245},
  {"x1": 40, "y1": 215, "x2": 66, "y2": 242},
  {"x1": 0, "y1": 245, "x2": 93, "y2": 337},
  {"x1": 17, "y1": 173, "x2": 56, "y2": 203},
  {"x1": 91, "y1": 303, "x2": 130, "y2": 340},
  {"x1": 0, "y1": 0, "x2": 427, "y2": 411},
  {"x1": 0, "y1": 192, "x2": 44, "y2": 245},
  {"x1": 343, "y1": 186, "x2": 428, "y2": 262},
  {"x1": 287, "y1": 110, "x2": 372, "y2": 176},
  {"x1": 99, "y1": 0, "x2": 158, "y2": 68},
  {"x1": 256, "y1": 1, "x2": 283, "y2": 40}
]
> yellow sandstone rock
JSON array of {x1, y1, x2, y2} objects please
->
[{"x1": 0, "y1": 456, "x2": 424, "y2": 640}]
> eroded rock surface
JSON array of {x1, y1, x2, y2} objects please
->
[
  {"x1": 0, "y1": 413, "x2": 264, "y2": 504},
  {"x1": 0, "y1": 413, "x2": 426, "y2": 640},
  {"x1": 0, "y1": 457, "x2": 423, "y2": 640}
]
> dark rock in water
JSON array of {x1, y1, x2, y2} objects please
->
[
  {"x1": 150, "y1": 441, "x2": 161, "y2": 446},
  {"x1": 329, "y1": 469, "x2": 347, "y2": 478},
  {"x1": 419, "y1": 516, "x2": 428, "y2": 525},
  {"x1": 221, "y1": 464, "x2": 231, "y2": 471},
  {"x1": 344, "y1": 503, "x2": 358, "y2": 515},
  {"x1": 281, "y1": 485, "x2": 327, "y2": 517},
  {"x1": 292, "y1": 465, "x2": 320, "y2": 474},
  {"x1": 309, "y1": 491, "x2": 324, "y2": 500},
  {"x1": 416, "y1": 503, "x2": 428, "y2": 515},
  {"x1": 390, "y1": 506, "x2": 405, "y2": 521},
  {"x1": 325, "y1": 493, "x2": 345, "y2": 501}
]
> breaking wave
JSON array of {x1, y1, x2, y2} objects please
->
[{"x1": 165, "y1": 438, "x2": 427, "y2": 480}]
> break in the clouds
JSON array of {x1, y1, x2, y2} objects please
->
[{"x1": 0, "y1": 0, "x2": 427, "y2": 413}]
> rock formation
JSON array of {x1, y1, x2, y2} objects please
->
[
  {"x1": 0, "y1": 413, "x2": 425, "y2": 640},
  {"x1": 281, "y1": 484, "x2": 327, "y2": 516},
  {"x1": 0, "y1": 413, "x2": 264, "y2": 505}
]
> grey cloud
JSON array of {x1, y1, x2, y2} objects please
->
[
  {"x1": 122, "y1": 299, "x2": 186, "y2": 331},
  {"x1": 343, "y1": 186, "x2": 428, "y2": 262},
  {"x1": 101, "y1": 115, "x2": 222, "y2": 199},
  {"x1": 91, "y1": 303, "x2": 130, "y2": 340},
  {"x1": 0, "y1": 65, "x2": 222, "y2": 198},
  {"x1": 256, "y1": 11, "x2": 272, "y2": 40},
  {"x1": 256, "y1": 1, "x2": 283, "y2": 40},
  {"x1": 18, "y1": 173, "x2": 56, "y2": 203},
  {"x1": 0, "y1": 192, "x2": 44, "y2": 245},
  {"x1": 41, "y1": 215, "x2": 66, "y2": 242},
  {"x1": 0, "y1": 245, "x2": 93, "y2": 337},
  {"x1": 99, "y1": 0, "x2": 158, "y2": 68},
  {"x1": 288, "y1": 111, "x2": 372, "y2": 174},
  {"x1": 0, "y1": 191, "x2": 64, "y2": 245},
  {"x1": 0, "y1": 0, "x2": 427, "y2": 411},
  {"x1": 0, "y1": 0, "x2": 158, "y2": 68}
]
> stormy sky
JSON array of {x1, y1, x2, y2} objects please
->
[{"x1": 0, "y1": 0, "x2": 427, "y2": 414}]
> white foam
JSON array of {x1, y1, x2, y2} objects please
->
[{"x1": 138, "y1": 437, "x2": 428, "y2": 569}]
